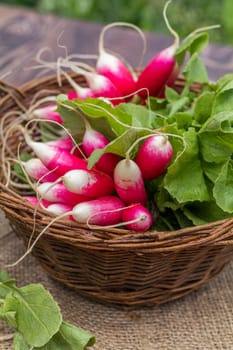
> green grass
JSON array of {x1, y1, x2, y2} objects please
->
[{"x1": 1, "y1": 0, "x2": 233, "y2": 46}]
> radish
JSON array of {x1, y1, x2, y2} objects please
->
[
  {"x1": 23, "y1": 158, "x2": 59, "y2": 183},
  {"x1": 113, "y1": 158, "x2": 147, "y2": 205},
  {"x1": 25, "y1": 134, "x2": 88, "y2": 176},
  {"x1": 135, "y1": 134, "x2": 173, "y2": 180},
  {"x1": 85, "y1": 72, "x2": 124, "y2": 105},
  {"x1": 96, "y1": 51, "x2": 136, "y2": 97},
  {"x1": 82, "y1": 120, "x2": 121, "y2": 176},
  {"x1": 122, "y1": 203, "x2": 153, "y2": 232},
  {"x1": 136, "y1": 1, "x2": 179, "y2": 98},
  {"x1": 66, "y1": 64, "x2": 124, "y2": 105},
  {"x1": 96, "y1": 22, "x2": 146, "y2": 97},
  {"x1": 71, "y1": 195, "x2": 125, "y2": 225},
  {"x1": 46, "y1": 136, "x2": 73, "y2": 152},
  {"x1": 33, "y1": 104, "x2": 63, "y2": 124},
  {"x1": 60, "y1": 169, "x2": 115, "y2": 198},
  {"x1": 37, "y1": 182, "x2": 89, "y2": 206},
  {"x1": 23, "y1": 195, "x2": 51, "y2": 208},
  {"x1": 46, "y1": 203, "x2": 74, "y2": 220},
  {"x1": 157, "y1": 62, "x2": 180, "y2": 98}
]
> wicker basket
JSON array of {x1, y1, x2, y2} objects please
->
[{"x1": 0, "y1": 73, "x2": 233, "y2": 307}]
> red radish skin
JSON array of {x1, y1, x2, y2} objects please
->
[
  {"x1": 24, "y1": 158, "x2": 59, "y2": 183},
  {"x1": 113, "y1": 159, "x2": 147, "y2": 205},
  {"x1": 23, "y1": 196, "x2": 51, "y2": 208},
  {"x1": 85, "y1": 72, "x2": 124, "y2": 105},
  {"x1": 33, "y1": 105, "x2": 63, "y2": 124},
  {"x1": 136, "y1": 45, "x2": 176, "y2": 99},
  {"x1": 46, "y1": 136, "x2": 73, "y2": 152},
  {"x1": 37, "y1": 182, "x2": 89, "y2": 206},
  {"x1": 122, "y1": 203, "x2": 153, "y2": 232},
  {"x1": 96, "y1": 51, "x2": 136, "y2": 97},
  {"x1": 26, "y1": 139, "x2": 88, "y2": 176},
  {"x1": 82, "y1": 127, "x2": 121, "y2": 176},
  {"x1": 66, "y1": 64, "x2": 124, "y2": 105},
  {"x1": 157, "y1": 62, "x2": 180, "y2": 98},
  {"x1": 61, "y1": 169, "x2": 115, "y2": 198},
  {"x1": 136, "y1": 1, "x2": 179, "y2": 99},
  {"x1": 135, "y1": 135, "x2": 173, "y2": 180},
  {"x1": 71, "y1": 195, "x2": 125, "y2": 225}
]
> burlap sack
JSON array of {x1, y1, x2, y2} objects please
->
[{"x1": 0, "y1": 210, "x2": 233, "y2": 350}]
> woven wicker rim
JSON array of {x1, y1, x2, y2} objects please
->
[{"x1": 0, "y1": 72, "x2": 233, "y2": 253}]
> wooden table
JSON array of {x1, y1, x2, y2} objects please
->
[{"x1": 1, "y1": 4, "x2": 233, "y2": 86}]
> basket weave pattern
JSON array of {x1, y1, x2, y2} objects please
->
[{"x1": 0, "y1": 74, "x2": 233, "y2": 307}]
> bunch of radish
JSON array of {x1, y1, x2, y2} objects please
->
[
  {"x1": 7, "y1": 0, "x2": 217, "y2": 234},
  {"x1": 20, "y1": 116, "x2": 173, "y2": 232}
]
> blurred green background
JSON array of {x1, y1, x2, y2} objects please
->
[{"x1": 1, "y1": 0, "x2": 233, "y2": 46}]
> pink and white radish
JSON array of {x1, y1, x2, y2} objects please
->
[
  {"x1": 25, "y1": 134, "x2": 88, "y2": 176},
  {"x1": 37, "y1": 182, "x2": 89, "y2": 206},
  {"x1": 46, "y1": 136, "x2": 73, "y2": 152},
  {"x1": 33, "y1": 104, "x2": 63, "y2": 124},
  {"x1": 96, "y1": 22, "x2": 146, "y2": 97},
  {"x1": 66, "y1": 64, "x2": 124, "y2": 105},
  {"x1": 71, "y1": 195, "x2": 125, "y2": 225},
  {"x1": 122, "y1": 203, "x2": 153, "y2": 232},
  {"x1": 63, "y1": 71, "x2": 96, "y2": 100},
  {"x1": 135, "y1": 134, "x2": 173, "y2": 180},
  {"x1": 23, "y1": 158, "x2": 59, "y2": 183},
  {"x1": 96, "y1": 51, "x2": 136, "y2": 97},
  {"x1": 46, "y1": 203, "x2": 74, "y2": 220},
  {"x1": 81, "y1": 119, "x2": 121, "y2": 176},
  {"x1": 85, "y1": 72, "x2": 124, "y2": 105},
  {"x1": 136, "y1": 1, "x2": 179, "y2": 98},
  {"x1": 23, "y1": 195, "x2": 51, "y2": 208},
  {"x1": 113, "y1": 158, "x2": 147, "y2": 205},
  {"x1": 59, "y1": 169, "x2": 115, "y2": 198}
]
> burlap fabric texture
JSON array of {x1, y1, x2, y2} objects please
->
[{"x1": 0, "y1": 210, "x2": 233, "y2": 350}]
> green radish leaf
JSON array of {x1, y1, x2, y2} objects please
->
[
  {"x1": 32, "y1": 321, "x2": 95, "y2": 350},
  {"x1": 194, "y1": 91, "x2": 215, "y2": 124},
  {"x1": 165, "y1": 86, "x2": 180, "y2": 102},
  {"x1": 119, "y1": 103, "x2": 164, "y2": 129},
  {"x1": 175, "y1": 32, "x2": 209, "y2": 65},
  {"x1": 212, "y1": 79, "x2": 233, "y2": 115},
  {"x1": 199, "y1": 111, "x2": 233, "y2": 163},
  {"x1": 13, "y1": 332, "x2": 31, "y2": 350},
  {"x1": 182, "y1": 201, "x2": 232, "y2": 226},
  {"x1": 215, "y1": 73, "x2": 233, "y2": 91},
  {"x1": 183, "y1": 52, "x2": 209, "y2": 84},
  {"x1": 164, "y1": 128, "x2": 210, "y2": 203},
  {"x1": 57, "y1": 104, "x2": 86, "y2": 141},
  {"x1": 202, "y1": 161, "x2": 226, "y2": 183},
  {"x1": 168, "y1": 96, "x2": 189, "y2": 116},
  {"x1": 57, "y1": 97, "x2": 131, "y2": 141},
  {"x1": 13, "y1": 153, "x2": 33, "y2": 184},
  {"x1": 0, "y1": 270, "x2": 10, "y2": 283},
  {"x1": 3, "y1": 284, "x2": 62, "y2": 347},
  {"x1": 213, "y1": 159, "x2": 233, "y2": 213},
  {"x1": 40, "y1": 321, "x2": 95, "y2": 350},
  {"x1": 0, "y1": 279, "x2": 16, "y2": 299},
  {"x1": 174, "y1": 112, "x2": 193, "y2": 130},
  {"x1": 87, "y1": 128, "x2": 152, "y2": 169},
  {"x1": 0, "y1": 311, "x2": 17, "y2": 329}
]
